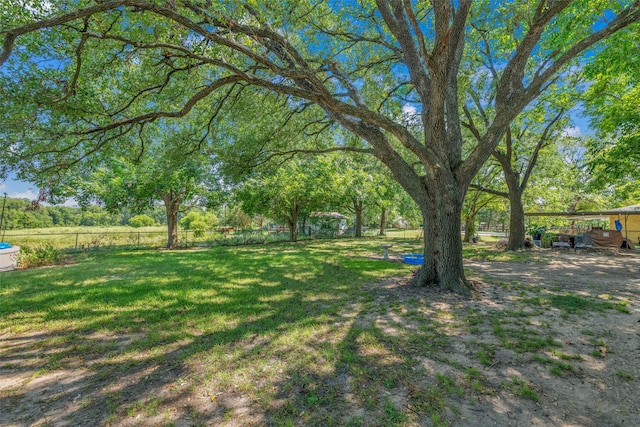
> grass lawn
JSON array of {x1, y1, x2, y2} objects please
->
[
  {"x1": 0, "y1": 239, "x2": 414, "y2": 335},
  {"x1": 1, "y1": 239, "x2": 637, "y2": 426},
  {"x1": 0, "y1": 239, "x2": 421, "y2": 425}
]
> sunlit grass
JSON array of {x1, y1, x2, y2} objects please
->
[{"x1": 1, "y1": 238, "x2": 631, "y2": 426}]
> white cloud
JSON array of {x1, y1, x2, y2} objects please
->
[
  {"x1": 401, "y1": 104, "x2": 421, "y2": 126},
  {"x1": 5, "y1": 189, "x2": 78, "y2": 207},
  {"x1": 562, "y1": 126, "x2": 581, "y2": 137},
  {"x1": 8, "y1": 189, "x2": 39, "y2": 200},
  {"x1": 402, "y1": 104, "x2": 417, "y2": 115},
  {"x1": 59, "y1": 199, "x2": 79, "y2": 208}
]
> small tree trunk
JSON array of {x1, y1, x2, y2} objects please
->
[
  {"x1": 463, "y1": 214, "x2": 474, "y2": 243},
  {"x1": 379, "y1": 207, "x2": 387, "y2": 236},
  {"x1": 353, "y1": 198, "x2": 364, "y2": 237},
  {"x1": 485, "y1": 211, "x2": 493, "y2": 231}
]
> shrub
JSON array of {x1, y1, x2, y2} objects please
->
[
  {"x1": 128, "y1": 214, "x2": 157, "y2": 228},
  {"x1": 17, "y1": 243, "x2": 61, "y2": 269},
  {"x1": 180, "y1": 211, "x2": 218, "y2": 237},
  {"x1": 188, "y1": 218, "x2": 209, "y2": 237}
]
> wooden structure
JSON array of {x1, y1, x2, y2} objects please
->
[{"x1": 526, "y1": 205, "x2": 640, "y2": 249}]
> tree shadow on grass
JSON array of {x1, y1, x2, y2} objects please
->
[
  {"x1": 0, "y1": 243, "x2": 404, "y2": 425},
  {"x1": 258, "y1": 271, "x2": 640, "y2": 427},
  {"x1": 4, "y1": 247, "x2": 637, "y2": 426}
]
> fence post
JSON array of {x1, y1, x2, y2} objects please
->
[
  {"x1": 137, "y1": 232, "x2": 140, "y2": 249},
  {"x1": 75, "y1": 233, "x2": 79, "y2": 250}
]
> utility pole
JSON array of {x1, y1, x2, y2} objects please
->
[{"x1": 0, "y1": 193, "x2": 7, "y2": 240}]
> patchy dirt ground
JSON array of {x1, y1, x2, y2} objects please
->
[
  {"x1": 459, "y1": 250, "x2": 640, "y2": 427},
  {"x1": 1, "y1": 248, "x2": 639, "y2": 426}
]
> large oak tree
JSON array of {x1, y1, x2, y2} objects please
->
[{"x1": 2, "y1": 1, "x2": 639, "y2": 295}]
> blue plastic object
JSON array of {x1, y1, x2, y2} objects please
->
[
  {"x1": 0, "y1": 242, "x2": 12, "y2": 249},
  {"x1": 402, "y1": 254, "x2": 424, "y2": 265}
]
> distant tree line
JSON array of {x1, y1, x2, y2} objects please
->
[{"x1": 0, "y1": 197, "x2": 167, "y2": 230}]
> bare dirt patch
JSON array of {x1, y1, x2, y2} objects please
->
[{"x1": 1, "y1": 250, "x2": 639, "y2": 426}]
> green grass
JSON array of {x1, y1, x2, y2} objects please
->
[
  {"x1": 2, "y1": 225, "x2": 169, "y2": 250},
  {"x1": 476, "y1": 344, "x2": 496, "y2": 366},
  {"x1": 502, "y1": 377, "x2": 539, "y2": 401},
  {"x1": 5, "y1": 240, "x2": 411, "y2": 331},
  {"x1": 549, "y1": 293, "x2": 629, "y2": 314},
  {"x1": 549, "y1": 361, "x2": 574, "y2": 376},
  {"x1": 0, "y1": 238, "x2": 629, "y2": 425},
  {"x1": 0, "y1": 239, "x2": 425, "y2": 424},
  {"x1": 616, "y1": 370, "x2": 634, "y2": 380}
]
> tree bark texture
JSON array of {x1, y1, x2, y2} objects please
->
[
  {"x1": 286, "y1": 201, "x2": 301, "y2": 242},
  {"x1": 162, "y1": 194, "x2": 180, "y2": 250},
  {"x1": 379, "y1": 207, "x2": 387, "y2": 236},
  {"x1": 507, "y1": 191, "x2": 526, "y2": 250},
  {"x1": 353, "y1": 198, "x2": 364, "y2": 238},
  {"x1": 413, "y1": 178, "x2": 471, "y2": 296}
]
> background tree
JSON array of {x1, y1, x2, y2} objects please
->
[
  {"x1": 333, "y1": 154, "x2": 401, "y2": 237},
  {"x1": 0, "y1": 197, "x2": 127, "y2": 230},
  {"x1": 491, "y1": 103, "x2": 570, "y2": 249},
  {"x1": 532, "y1": 136, "x2": 610, "y2": 211},
  {"x1": 2, "y1": 1, "x2": 639, "y2": 294},
  {"x1": 75, "y1": 127, "x2": 217, "y2": 249},
  {"x1": 225, "y1": 204, "x2": 252, "y2": 230},
  {"x1": 179, "y1": 210, "x2": 218, "y2": 237},
  {"x1": 236, "y1": 155, "x2": 340, "y2": 242},
  {"x1": 128, "y1": 214, "x2": 156, "y2": 228},
  {"x1": 370, "y1": 169, "x2": 408, "y2": 236},
  {"x1": 463, "y1": 164, "x2": 503, "y2": 243},
  {"x1": 583, "y1": 30, "x2": 640, "y2": 203},
  {"x1": 461, "y1": 21, "x2": 583, "y2": 250}
]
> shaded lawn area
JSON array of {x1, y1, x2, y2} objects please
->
[
  {"x1": 1, "y1": 240, "x2": 405, "y2": 335},
  {"x1": 0, "y1": 240, "x2": 638, "y2": 426},
  {"x1": 0, "y1": 240, "x2": 417, "y2": 426}
]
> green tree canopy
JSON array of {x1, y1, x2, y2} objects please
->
[
  {"x1": 236, "y1": 154, "x2": 341, "y2": 242},
  {"x1": 2, "y1": 1, "x2": 639, "y2": 294},
  {"x1": 583, "y1": 29, "x2": 640, "y2": 203}
]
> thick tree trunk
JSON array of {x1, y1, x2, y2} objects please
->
[
  {"x1": 353, "y1": 198, "x2": 364, "y2": 238},
  {"x1": 286, "y1": 216, "x2": 298, "y2": 242},
  {"x1": 507, "y1": 191, "x2": 526, "y2": 250},
  {"x1": 497, "y1": 149, "x2": 527, "y2": 251},
  {"x1": 286, "y1": 202, "x2": 301, "y2": 242},
  {"x1": 379, "y1": 207, "x2": 387, "y2": 236},
  {"x1": 412, "y1": 183, "x2": 472, "y2": 296},
  {"x1": 163, "y1": 198, "x2": 180, "y2": 249}
]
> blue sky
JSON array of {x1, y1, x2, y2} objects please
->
[{"x1": 0, "y1": 173, "x2": 41, "y2": 200}]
